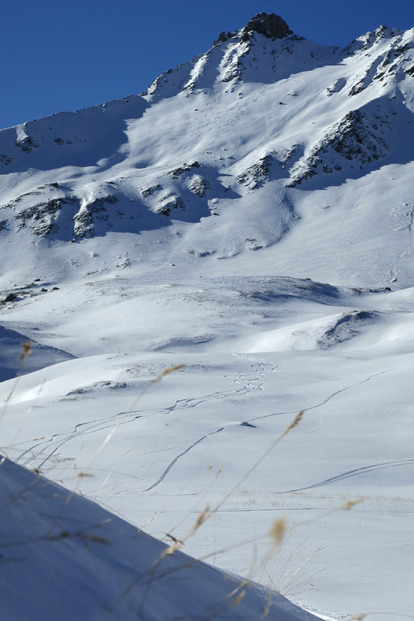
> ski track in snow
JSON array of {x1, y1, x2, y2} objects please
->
[
  {"x1": 21, "y1": 413, "x2": 145, "y2": 470},
  {"x1": 14, "y1": 361, "x2": 267, "y2": 470},
  {"x1": 141, "y1": 427, "x2": 225, "y2": 492},
  {"x1": 116, "y1": 366, "x2": 393, "y2": 492},
  {"x1": 13, "y1": 362, "x2": 390, "y2": 496},
  {"x1": 138, "y1": 369, "x2": 390, "y2": 492},
  {"x1": 277, "y1": 458, "x2": 414, "y2": 493},
  {"x1": 246, "y1": 369, "x2": 389, "y2": 423}
]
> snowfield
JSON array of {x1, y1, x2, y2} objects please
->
[
  {"x1": 1, "y1": 13, "x2": 414, "y2": 621},
  {"x1": 1, "y1": 456, "x2": 323, "y2": 620}
]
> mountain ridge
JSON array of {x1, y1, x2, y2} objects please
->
[{"x1": 0, "y1": 13, "x2": 413, "y2": 285}]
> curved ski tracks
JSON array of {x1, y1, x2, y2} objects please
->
[{"x1": 10, "y1": 362, "x2": 405, "y2": 498}]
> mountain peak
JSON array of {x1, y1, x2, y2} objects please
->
[
  {"x1": 242, "y1": 13, "x2": 293, "y2": 39},
  {"x1": 214, "y1": 13, "x2": 293, "y2": 46}
]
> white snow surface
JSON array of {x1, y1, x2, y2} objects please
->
[
  {"x1": 1, "y1": 18, "x2": 414, "y2": 621},
  {"x1": 0, "y1": 455, "x2": 320, "y2": 620}
]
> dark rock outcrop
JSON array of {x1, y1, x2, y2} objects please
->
[
  {"x1": 214, "y1": 31, "x2": 233, "y2": 45},
  {"x1": 242, "y1": 13, "x2": 293, "y2": 40},
  {"x1": 237, "y1": 155, "x2": 274, "y2": 190},
  {"x1": 287, "y1": 107, "x2": 391, "y2": 187},
  {"x1": 15, "y1": 136, "x2": 39, "y2": 153}
]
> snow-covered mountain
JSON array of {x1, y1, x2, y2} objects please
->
[
  {"x1": 0, "y1": 13, "x2": 413, "y2": 284},
  {"x1": 1, "y1": 13, "x2": 414, "y2": 621}
]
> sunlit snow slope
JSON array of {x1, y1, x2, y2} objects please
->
[{"x1": 1, "y1": 13, "x2": 414, "y2": 621}]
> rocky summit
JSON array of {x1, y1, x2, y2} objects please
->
[{"x1": 242, "y1": 12, "x2": 293, "y2": 39}]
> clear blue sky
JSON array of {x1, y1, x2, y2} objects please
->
[{"x1": 1, "y1": 0, "x2": 413, "y2": 129}]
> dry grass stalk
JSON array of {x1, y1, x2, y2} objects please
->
[
  {"x1": 218, "y1": 580, "x2": 250, "y2": 611},
  {"x1": 231, "y1": 590, "x2": 246, "y2": 606},
  {"x1": 153, "y1": 365, "x2": 185, "y2": 383},
  {"x1": 282, "y1": 410, "x2": 304, "y2": 438},
  {"x1": 340, "y1": 498, "x2": 363, "y2": 511},
  {"x1": 1, "y1": 341, "x2": 35, "y2": 427},
  {"x1": 215, "y1": 465, "x2": 223, "y2": 480},
  {"x1": 78, "y1": 532, "x2": 109, "y2": 545},
  {"x1": 164, "y1": 533, "x2": 185, "y2": 555},
  {"x1": 139, "y1": 512, "x2": 158, "y2": 529},
  {"x1": 165, "y1": 541, "x2": 182, "y2": 555},
  {"x1": 164, "y1": 505, "x2": 211, "y2": 557},
  {"x1": 19, "y1": 340, "x2": 33, "y2": 360},
  {"x1": 185, "y1": 505, "x2": 210, "y2": 540},
  {"x1": 261, "y1": 593, "x2": 272, "y2": 620},
  {"x1": 166, "y1": 533, "x2": 184, "y2": 545},
  {"x1": 296, "y1": 496, "x2": 365, "y2": 532},
  {"x1": 269, "y1": 518, "x2": 287, "y2": 546},
  {"x1": 4, "y1": 390, "x2": 13, "y2": 405}
]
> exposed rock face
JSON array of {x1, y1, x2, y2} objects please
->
[
  {"x1": 214, "y1": 31, "x2": 231, "y2": 46},
  {"x1": 237, "y1": 155, "x2": 274, "y2": 190},
  {"x1": 242, "y1": 13, "x2": 293, "y2": 40},
  {"x1": 73, "y1": 196, "x2": 117, "y2": 238},
  {"x1": 287, "y1": 107, "x2": 391, "y2": 186},
  {"x1": 15, "y1": 136, "x2": 39, "y2": 153},
  {"x1": 16, "y1": 198, "x2": 69, "y2": 236}
]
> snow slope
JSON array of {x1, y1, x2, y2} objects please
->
[
  {"x1": 0, "y1": 455, "x2": 321, "y2": 620},
  {"x1": 0, "y1": 18, "x2": 413, "y2": 285},
  {"x1": 1, "y1": 13, "x2": 414, "y2": 621}
]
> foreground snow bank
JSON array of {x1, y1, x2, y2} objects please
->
[{"x1": 0, "y1": 456, "x2": 319, "y2": 620}]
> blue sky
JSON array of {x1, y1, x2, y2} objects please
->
[{"x1": 1, "y1": 0, "x2": 413, "y2": 129}]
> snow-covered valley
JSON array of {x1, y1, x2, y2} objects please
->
[{"x1": 1, "y1": 13, "x2": 414, "y2": 620}]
